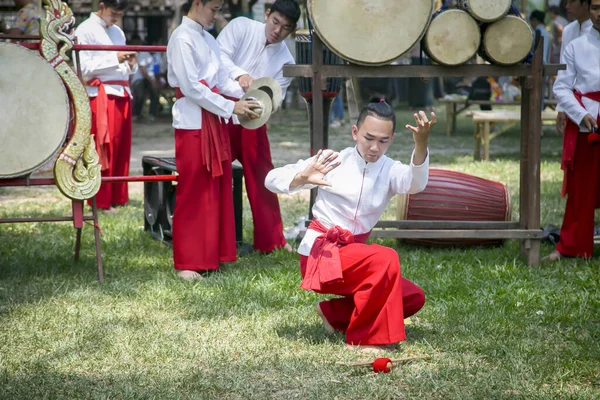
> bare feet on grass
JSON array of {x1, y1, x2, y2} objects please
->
[
  {"x1": 282, "y1": 242, "x2": 294, "y2": 252},
  {"x1": 345, "y1": 344, "x2": 397, "y2": 354},
  {"x1": 541, "y1": 250, "x2": 562, "y2": 263},
  {"x1": 316, "y1": 303, "x2": 335, "y2": 334},
  {"x1": 177, "y1": 270, "x2": 204, "y2": 280}
]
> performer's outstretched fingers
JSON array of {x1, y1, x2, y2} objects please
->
[
  {"x1": 405, "y1": 124, "x2": 418, "y2": 134},
  {"x1": 325, "y1": 161, "x2": 342, "y2": 173},
  {"x1": 413, "y1": 113, "x2": 421, "y2": 126},
  {"x1": 430, "y1": 112, "x2": 437, "y2": 125},
  {"x1": 420, "y1": 110, "x2": 428, "y2": 124}
]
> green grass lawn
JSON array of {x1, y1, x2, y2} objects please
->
[{"x1": 1, "y1": 102, "x2": 599, "y2": 399}]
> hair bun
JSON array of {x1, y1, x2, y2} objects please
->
[{"x1": 368, "y1": 96, "x2": 385, "y2": 104}]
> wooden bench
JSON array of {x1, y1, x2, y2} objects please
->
[
  {"x1": 440, "y1": 97, "x2": 557, "y2": 136},
  {"x1": 472, "y1": 110, "x2": 558, "y2": 161}
]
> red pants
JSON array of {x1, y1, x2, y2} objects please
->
[
  {"x1": 300, "y1": 243, "x2": 425, "y2": 345},
  {"x1": 172, "y1": 129, "x2": 237, "y2": 271},
  {"x1": 87, "y1": 95, "x2": 132, "y2": 209},
  {"x1": 228, "y1": 123, "x2": 286, "y2": 252},
  {"x1": 557, "y1": 133, "x2": 600, "y2": 258}
]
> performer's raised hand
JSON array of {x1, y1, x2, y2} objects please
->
[
  {"x1": 290, "y1": 149, "x2": 341, "y2": 189},
  {"x1": 405, "y1": 111, "x2": 436, "y2": 146},
  {"x1": 405, "y1": 111, "x2": 436, "y2": 166},
  {"x1": 233, "y1": 99, "x2": 261, "y2": 119},
  {"x1": 237, "y1": 74, "x2": 255, "y2": 92}
]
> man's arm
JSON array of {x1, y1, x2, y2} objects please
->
[
  {"x1": 75, "y1": 30, "x2": 134, "y2": 78},
  {"x1": 265, "y1": 153, "x2": 329, "y2": 195},
  {"x1": 553, "y1": 42, "x2": 591, "y2": 127},
  {"x1": 216, "y1": 19, "x2": 250, "y2": 83},
  {"x1": 170, "y1": 37, "x2": 235, "y2": 118}
]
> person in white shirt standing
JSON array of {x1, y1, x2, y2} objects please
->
[
  {"x1": 543, "y1": 0, "x2": 600, "y2": 262},
  {"x1": 265, "y1": 100, "x2": 435, "y2": 352},
  {"x1": 167, "y1": 0, "x2": 261, "y2": 280},
  {"x1": 556, "y1": 0, "x2": 592, "y2": 134},
  {"x1": 75, "y1": 0, "x2": 138, "y2": 211},
  {"x1": 216, "y1": 0, "x2": 300, "y2": 254}
]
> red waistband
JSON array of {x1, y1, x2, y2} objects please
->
[
  {"x1": 300, "y1": 219, "x2": 370, "y2": 291},
  {"x1": 174, "y1": 80, "x2": 230, "y2": 177},
  {"x1": 560, "y1": 90, "x2": 600, "y2": 196},
  {"x1": 85, "y1": 78, "x2": 130, "y2": 171}
]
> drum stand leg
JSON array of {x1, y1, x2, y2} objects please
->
[
  {"x1": 71, "y1": 199, "x2": 103, "y2": 280},
  {"x1": 474, "y1": 122, "x2": 481, "y2": 160},
  {"x1": 445, "y1": 102, "x2": 453, "y2": 136},
  {"x1": 74, "y1": 228, "x2": 82, "y2": 262},
  {"x1": 72, "y1": 200, "x2": 84, "y2": 262},
  {"x1": 91, "y1": 197, "x2": 104, "y2": 281}
]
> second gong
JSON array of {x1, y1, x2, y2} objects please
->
[{"x1": 308, "y1": 0, "x2": 434, "y2": 66}]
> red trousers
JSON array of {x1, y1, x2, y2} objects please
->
[
  {"x1": 172, "y1": 128, "x2": 237, "y2": 271},
  {"x1": 87, "y1": 95, "x2": 132, "y2": 209},
  {"x1": 300, "y1": 243, "x2": 425, "y2": 345},
  {"x1": 228, "y1": 122, "x2": 287, "y2": 252},
  {"x1": 557, "y1": 133, "x2": 600, "y2": 258}
]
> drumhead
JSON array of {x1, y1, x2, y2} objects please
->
[
  {"x1": 459, "y1": 0, "x2": 511, "y2": 22},
  {"x1": 424, "y1": 10, "x2": 480, "y2": 66},
  {"x1": 482, "y1": 16, "x2": 533, "y2": 65},
  {"x1": 308, "y1": 0, "x2": 433, "y2": 66},
  {"x1": 0, "y1": 43, "x2": 69, "y2": 178}
]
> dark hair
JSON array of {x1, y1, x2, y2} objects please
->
[
  {"x1": 183, "y1": 0, "x2": 213, "y2": 14},
  {"x1": 269, "y1": 0, "x2": 301, "y2": 25},
  {"x1": 356, "y1": 97, "x2": 396, "y2": 132},
  {"x1": 100, "y1": 0, "x2": 129, "y2": 11},
  {"x1": 530, "y1": 10, "x2": 545, "y2": 23}
]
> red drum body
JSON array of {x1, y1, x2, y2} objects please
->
[{"x1": 397, "y1": 169, "x2": 511, "y2": 246}]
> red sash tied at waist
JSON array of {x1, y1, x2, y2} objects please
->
[
  {"x1": 87, "y1": 79, "x2": 131, "y2": 171},
  {"x1": 301, "y1": 219, "x2": 371, "y2": 291},
  {"x1": 175, "y1": 80, "x2": 230, "y2": 178},
  {"x1": 560, "y1": 90, "x2": 600, "y2": 197}
]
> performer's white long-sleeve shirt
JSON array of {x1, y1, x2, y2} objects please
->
[
  {"x1": 216, "y1": 17, "x2": 295, "y2": 105},
  {"x1": 167, "y1": 17, "x2": 245, "y2": 129},
  {"x1": 556, "y1": 19, "x2": 592, "y2": 112},
  {"x1": 74, "y1": 13, "x2": 137, "y2": 98},
  {"x1": 265, "y1": 147, "x2": 429, "y2": 255},
  {"x1": 553, "y1": 28, "x2": 600, "y2": 130}
]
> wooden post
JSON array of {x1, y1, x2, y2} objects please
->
[
  {"x1": 519, "y1": 36, "x2": 543, "y2": 265},
  {"x1": 309, "y1": 31, "x2": 325, "y2": 216},
  {"x1": 525, "y1": 36, "x2": 544, "y2": 266},
  {"x1": 519, "y1": 75, "x2": 532, "y2": 260}
]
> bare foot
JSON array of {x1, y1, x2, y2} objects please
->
[
  {"x1": 316, "y1": 303, "x2": 335, "y2": 334},
  {"x1": 345, "y1": 344, "x2": 394, "y2": 354},
  {"x1": 541, "y1": 250, "x2": 562, "y2": 263},
  {"x1": 282, "y1": 243, "x2": 294, "y2": 252},
  {"x1": 177, "y1": 270, "x2": 204, "y2": 280},
  {"x1": 99, "y1": 207, "x2": 118, "y2": 214}
]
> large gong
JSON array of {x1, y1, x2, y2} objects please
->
[
  {"x1": 0, "y1": 43, "x2": 70, "y2": 178},
  {"x1": 308, "y1": 0, "x2": 434, "y2": 66}
]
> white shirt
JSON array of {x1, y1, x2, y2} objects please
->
[
  {"x1": 217, "y1": 17, "x2": 295, "y2": 107},
  {"x1": 553, "y1": 28, "x2": 600, "y2": 131},
  {"x1": 131, "y1": 51, "x2": 155, "y2": 84},
  {"x1": 74, "y1": 13, "x2": 137, "y2": 98},
  {"x1": 556, "y1": 19, "x2": 592, "y2": 112},
  {"x1": 265, "y1": 147, "x2": 430, "y2": 256},
  {"x1": 167, "y1": 17, "x2": 245, "y2": 129}
]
